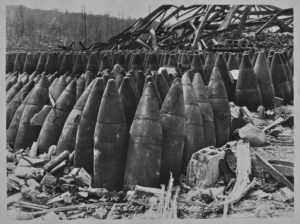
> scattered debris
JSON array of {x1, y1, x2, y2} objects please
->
[{"x1": 238, "y1": 123, "x2": 267, "y2": 146}]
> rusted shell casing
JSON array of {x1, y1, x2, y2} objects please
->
[
  {"x1": 45, "y1": 53, "x2": 58, "y2": 75},
  {"x1": 227, "y1": 53, "x2": 239, "y2": 71},
  {"x1": 254, "y1": 51, "x2": 275, "y2": 109},
  {"x1": 74, "y1": 78, "x2": 105, "y2": 175},
  {"x1": 59, "y1": 53, "x2": 73, "y2": 75},
  {"x1": 23, "y1": 53, "x2": 35, "y2": 75},
  {"x1": 33, "y1": 53, "x2": 40, "y2": 70},
  {"x1": 6, "y1": 75, "x2": 18, "y2": 91},
  {"x1": 102, "y1": 74, "x2": 110, "y2": 86},
  {"x1": 6, "y1": 81, "x2": 35, "y2": 129},
  {"x1": 98, "y1": 54, "x2": 112, "y2": 73},
  {"x1": 6, "y1": 81, "x2": 23, "y2": 104},
  {"x1": 180, "y1": 53, "x2": 190, "y2": 72},
  {"x1": 86, "y1": 52, "x2": 99, "y2": 75},
  {"x1": 49, "y1": 75, "x2": 67, "y2": 101},
  {"x1": 76, "y1": 76, "x2": 86, "y2": 102},
  {"x1": 270, "y1": 52, "x2": 292, "y2": 103},
  {"x1": 147, "y1": 53, "x2": 159, "y2": 71},
  {"x1": 252, "y1": 52, "x2": 259, "y2": 66},
  {"x1": 143, "y1": 75, "x2": 162, "y2": 107},
  {"x1": 124, "y1": 82, "x2": 162, "y2": 189},
  {"x1": 162, "y1": 53, "x2": 169, "y2": 67},
  {"x1": 160, "y1": 78, "x2": 186, "y2": 184},
  {"x1": 29, "y1": 71, "x2": 38, "y2": 82},
  {"x1": 13, "y1": 53, "x2": 24, "y2": 73},
  {"x1": 192, "y1": 73, "x2": 216, "y2": 147},
  {"x1": 19, "y1": 73, "x2": 29, "y2": 85},
  {"x1": 7, "y1": 87, "x2": 35, "y2": 147},
  {"x1": 94, "y1": 79, "x2": 127, "y2": 190},
  {"x1": 6, "y1": 53, "x2": 16, "y2": 73},
  {"x1": 14, "y1": 77, "x2": 49, "y2": 150},
  {"x1": 55, "y1": 80, "x2": 95, "y2": 155},
  {"x1": 37, "y1": 80, "x2": 76, "y2": 154},
  {"x1": 35, "y1": 53, "x2": 47, "y2": 74},
  {"x1": 281, "y1": 53, "x2": 294, "y2": 99},
  {"x1": 191, "y1": 53, "x2": 209, "y2": 85},
  {"x1": 115, "y1": 72, "x2": 124, "y2": 89},
  {"x1": 136, "y1": 71, "x2": 145, "y2": 97},
  {"x1": 236, "y1": 52, "x2": 243, "y2": 65},
  {"x1": 207, "y1": 66, "x2": 231, "y2": 148},
  {"x1": 85, "y1": 71, "x2": 95, "y2": 89},
  {"x1": 47, "y1": 72, "x2": 59, "y2": 85},
  {"x1": 160, "y1": 69, "x2": 172, "y2": 87},
  {"x1": 204, "y1": 52, "x2": 215, "y2": 82},
  {"x1": 235, "y1": 54, "x2": 262, "y2": 112},
  {"x1": 65, "y1": 75, "x2": 73, "y2": 85},
  {"x1": 214, "y1": 53, "x2": 235, "y2": 102},
  {"x1": 156, "y1": 73, "x2": 170, "y2": 102},
  {"x1": 181, "y1": 73, "x2": 205, "y2": 174},
  {"x1": 119, "y1": 77, "x2": 140, "y2": 132},
  {"x1": 72, "y1": 54, "x2": 85, "y2": 76}
]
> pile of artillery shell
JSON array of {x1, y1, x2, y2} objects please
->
[{"x1": 6, "y1": 47, "x2": 293, "y2": 189}]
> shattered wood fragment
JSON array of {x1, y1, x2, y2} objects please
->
[
  {"x1": 7, "y1": 192, "x2": 22, "y2": 206},
  {"x1": 26, "y1": 178, "x2": 41, "y2": 189},
  {"x1": 222, "y1": 141, "x2": 258, "y2": 217},
  {"x1": 43, "y1": 150, "x2": 70, "y2": 171},
  {"x1": 26, "y1": 202, "x2": 103, "y2": 216},
  {"x1": 263, "y1": 117, "x2": 284, "y2": 132},
  {"x1": 234, "y1": 5, "x2": 252, "y2": 38},
  {"x1": 269, "y1": 160, "x2": 293, "y2": 177},
  {"x1": 238, "y1": 123, "x2": 267, "y2": 147},
  {"x1": 78, "y1": 187, "x2": 108, "y2": 197},
  {"x1": 240, "y1": 106, "x2": 255, "y2": 125},
  {"x1": 29, "y1": 142, "x2": 38, "y2": 157},
  {"x1": 40, "y1": 173, "x2": 57, "y2": 188},
  {"x1": 254, "y1": 150, "x2": 294, "y2": 191},
  {"x1": 46, "y1": 192, "x2": 72, "y2": 205},
  {"x1": 74, "y1": 168, "x2": 92, "y2": 187},
  {"x1": 14, "y1": 166, "x2": 43, "y2": 178},
  {"x1": 16, "y1": 201, "x2": 49, "y2": 210},
  {"x1": 49, "y1": 160, "x2": 67, "y2": 174},
  {"x1": 8, "y1": 174, "x2": 25, "y2": 186},
  {"x1": 192, "y1": 5, "x2": 216, "y2": 49}
]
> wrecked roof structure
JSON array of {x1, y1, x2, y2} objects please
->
[{"x1": 85, "y1": 5, "x2": 293, "y2": 51}]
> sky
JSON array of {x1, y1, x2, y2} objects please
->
[{"x1": 5, "y1": 0, "x2": 293, "y2": 19}]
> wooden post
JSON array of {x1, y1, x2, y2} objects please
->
[
  {"x1": 255, "y1": 9, "x2": 283, "y2": 35},
  {"x1": 234, "y1": 5, "x2": 252, "y2": 38},
  {"x1": 192, "y1": 5, "x2": 216, "y2": 49},
  {"x1": 215, "y1": 5, "x2": 241, "y2": 41}
]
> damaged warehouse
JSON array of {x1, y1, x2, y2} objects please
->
[{"x1": 6, "y1": 3, "x2": 294, "y2": 220}]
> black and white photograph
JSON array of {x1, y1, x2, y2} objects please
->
[{"x1": 4, "y1": 0, "x2": 296, "y2": 221}]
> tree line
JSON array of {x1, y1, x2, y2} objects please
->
[{"x1": 6, "y1": 5, "x2": 136, "y2": 50}]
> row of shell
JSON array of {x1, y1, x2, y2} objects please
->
[{"x1": 6, "y1": 48, "x2": 293, "y2": 190}]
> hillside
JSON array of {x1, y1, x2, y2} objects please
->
[{"x1": 6, "y1": 5, "x2": 136, "y2": 51}]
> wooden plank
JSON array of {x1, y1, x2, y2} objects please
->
[
  {"x1": 7, "y1": 192, "x2": 22, "y2": 206},
  {"x1": 253, "y1": 150, "x2": 294, "y2": 191},
  {"x1": 234, "y1": 5, "x2": 252, "y2": 38},
  {"x1": 255, "y1": 9, "x2": 284, "y2": 35},
  {"x1": 262, "y1": 117, "x2": 285, "y2": 132},
  {"x1": 271, "y1": 164, "x2": 293, "y2": 177},
  {"x1": 192, "y1": 5, "x2": 216, "y2": 49},
  {"x1": 43, "y1": 150, "x2": 70, "y2": 172},
  {"x1": 217, "y1": 5, "x2": 241, "y2": 31}
]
